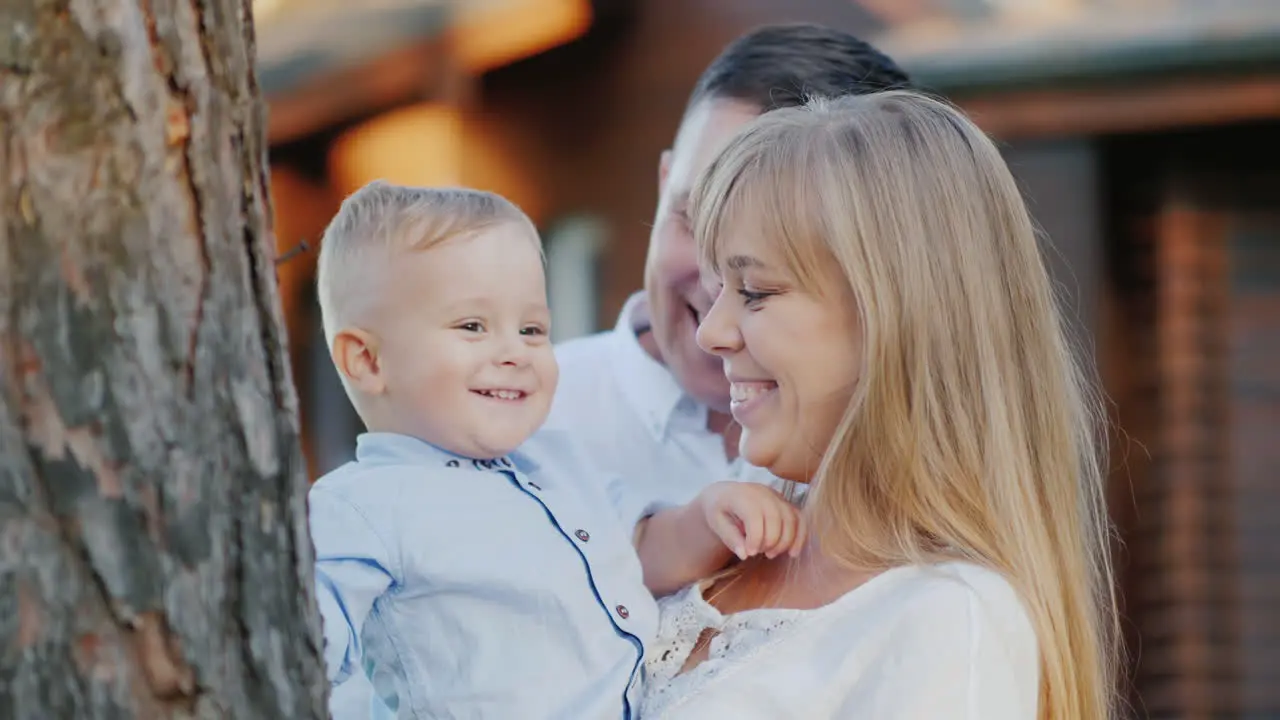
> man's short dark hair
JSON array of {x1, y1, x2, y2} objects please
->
[{"x1": 687, "y1": 23, "x2": 911, "y2": 114}]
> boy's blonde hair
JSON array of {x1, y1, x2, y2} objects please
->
[
  {"x1": 691, "y1": 91, "x2": 1121, "y2": 719},
  {"x1": 316, "y1": 180, "x2": 537, "y2": 345}
]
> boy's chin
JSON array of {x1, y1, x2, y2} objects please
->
[
  {"x1": 472, "y1": 428, "x2": 538, "y2": 460},
  {"x1": 456, "y1": 400, "x2": 550, "y2": 459}
]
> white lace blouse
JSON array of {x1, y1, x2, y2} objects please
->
[{"x1": 640, "y1": 561, "x2": 1039, "y2": 719}]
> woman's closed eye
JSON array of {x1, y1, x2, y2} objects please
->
[{"x1": 737, "y1": 288, "x2": 774, "y2": 307}]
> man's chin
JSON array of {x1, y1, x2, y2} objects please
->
[
  {"x1": 700, "y1": 394, "x2": 733, "y2": 416},
  {"x1": 680, "y1": 372, "x2": 732, "y2": 415}
]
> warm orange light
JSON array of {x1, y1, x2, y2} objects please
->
[
  {"x1": 328, "y1": 104, "x2": 464, "y2": 195},
  {"x1": 453, "y1": 0, "x2": 592, "y2": 74},
  {"x1": 326, "y1": 102, "x2": 548, "y2": 222}
]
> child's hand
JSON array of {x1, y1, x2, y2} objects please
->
[{"x1": 696, "y1": 481, "x2": 806, "y2": 561}]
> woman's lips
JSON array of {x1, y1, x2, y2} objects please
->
[{"x1": 728, "y1": 380, "x2": 778, "y2": 423}]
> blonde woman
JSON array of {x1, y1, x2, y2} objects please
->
[{"x1": 638, "y1": 91, "x2": 1121, "y2": 719}]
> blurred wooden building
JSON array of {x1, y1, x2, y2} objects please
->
[{"x1": 256, "y1": 1, "x2": 1280, "y2": 716}]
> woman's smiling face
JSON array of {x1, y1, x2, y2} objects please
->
[{"x1": 695, "y1": 229, "x2": 863, "y2": 483}]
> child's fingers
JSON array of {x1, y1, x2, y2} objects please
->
[
  {"x1": 789, "y1": 509, "x2": 808, "y2": 557},
  {"x1": 767, "y1": 505, "x2": 797, "y2": 559},
  {"x1": 740, "y1": 506, "x2": 768, "y2": 558},
  {"x1": 756, "y1": 500, "x2": 786, "y2": 557},
  {"x1": 740, "y1": 502, "x2": 764, "y2": 557},
  {"x1": 709, "y1": 509, "x2": 750, "y2": 560},
  {"x1": 756, "y1": 501, "x2": 784, "y2": 558}
]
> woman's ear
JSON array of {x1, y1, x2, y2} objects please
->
[{"x1": 332, "y1": 327, "x2": 386, "y2": 395}]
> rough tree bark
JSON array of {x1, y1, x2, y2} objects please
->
[{"x1": 0, "y1": 0, "x2": 328, "y2": 717}]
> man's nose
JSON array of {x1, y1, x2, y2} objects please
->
[{"x1": 695, "y1": 291, "x2": 741, "y2": 356}]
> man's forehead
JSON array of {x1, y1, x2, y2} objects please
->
[{"x1": 667, "y1": 98, "x2": 761, "y2": 196}]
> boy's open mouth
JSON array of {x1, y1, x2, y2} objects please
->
[{"x1": 472, "y1": 389, "x2": 528, "y2": 401}]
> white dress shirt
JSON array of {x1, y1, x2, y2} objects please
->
[
  {"x1": 548, "y1": 292, "x2": 778, "y2": 515},
  {"x1": 640, "y1": 562, "x2": 1040, "y2": 719},
  {"x1": 311, "y1": 430, "x2": 657, "y2": 720}
]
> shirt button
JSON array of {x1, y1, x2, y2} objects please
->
[
  {"x1": 575, "y1": 529, "x2": 590, "y2": 542},
  {"x1": 616, "y1": 605, "x2": 629, "y2": 619}
]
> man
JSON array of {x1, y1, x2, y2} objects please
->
[{"x1": 548, "y1": 23, "x2": 911, "y2": 510}]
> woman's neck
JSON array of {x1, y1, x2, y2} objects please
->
[{"x1": 709, "y1": 545, "x2": 881, "y2": 614}]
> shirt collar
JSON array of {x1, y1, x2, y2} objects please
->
[
  {"x1": 355, "y1": 432, "x2": 539, "y2": 475},
  {"x1": 609, "y1": 291, "x2": 707, "y2": 440}
]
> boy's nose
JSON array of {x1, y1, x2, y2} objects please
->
[{"x1": 496, "y1": 336, "x2": 531, "y2": 367}]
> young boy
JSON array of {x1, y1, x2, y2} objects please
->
[{"x1": 309, "y1": 181, "x2": 803, "y2": 720}]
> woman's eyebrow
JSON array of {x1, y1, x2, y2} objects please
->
[{"x1": 725, "y1": 254, "x2": 765, "y2": 271}]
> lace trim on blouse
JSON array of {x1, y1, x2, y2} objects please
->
[{"x1": 640, "y1": 583, "x2": 807, "y2": 718}]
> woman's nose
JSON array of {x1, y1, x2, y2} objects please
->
[{"x1": 695, "y1": 291, "x2": 741, "y2": 356}]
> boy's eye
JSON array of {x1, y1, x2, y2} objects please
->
[
  {"x1": 458, "y1": 321, "x2": 484, "y2": 333},
  {"x1": 520, "y1": 325, "x2": 547, "y2": 336}
]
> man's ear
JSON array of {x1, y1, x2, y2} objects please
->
[
  {"x1": 658, "y1": 149, "x2": 672, "y2": 196},
  {"x1": 332, "y1": 327, "x2": 386, "y2": 395}
]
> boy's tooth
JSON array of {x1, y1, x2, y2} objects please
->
[{"x1": 478, "y1": 389, "x2": 526, "y2": 400}]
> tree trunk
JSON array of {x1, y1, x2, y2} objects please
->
[{"x1": 0, "y1": 0, "x2": 328, "y2": 717}]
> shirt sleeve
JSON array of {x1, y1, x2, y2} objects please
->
[
  {"x1": 604, "y1": 472, "x2": 674, "y2": 537},
  {"x1": 309, "y1": 485, "x2": 398, "y2": 684},
  {"x1": 835, "y1": 573, "x2": 1040, "y2": 719}
]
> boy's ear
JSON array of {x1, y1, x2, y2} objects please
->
[{"x1": 332, "y1": 327, "x2": 386, "y2": 395}]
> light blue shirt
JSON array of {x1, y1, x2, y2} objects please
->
[
  {"x1": 548, "y1": 292, "x2": 779, "y2": 513},
  {"x1": 310, "y1": 430, "x2": 657, "y2": 720}
]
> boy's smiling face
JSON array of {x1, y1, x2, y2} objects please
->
[{"x1": 362, "y1": 222, "x2": 557, "y2": 459}]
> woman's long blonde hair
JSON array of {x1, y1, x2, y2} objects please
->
[{"x1": 690, "y1": 91, "x2": 1120, "y2": 720}]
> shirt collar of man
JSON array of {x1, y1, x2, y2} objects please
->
[{"x1": 609, "y1": 291, "x2": 708, "y2": 442}]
